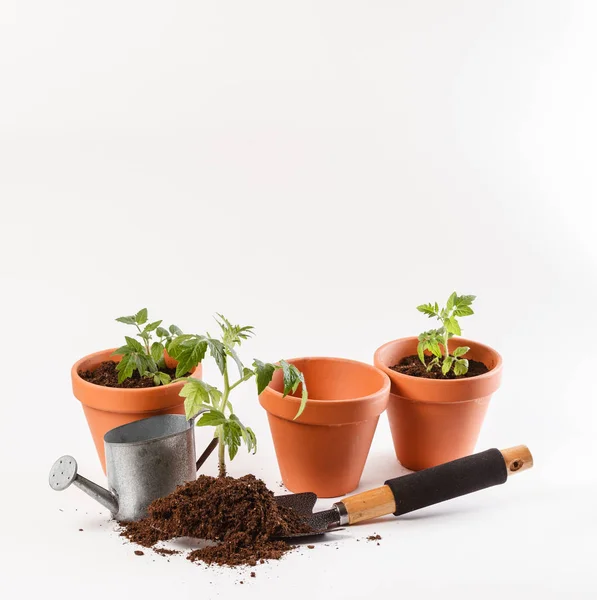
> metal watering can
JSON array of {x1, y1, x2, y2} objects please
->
[{"x1": 49, "y1": 414, "x2": 217, "y2": 521}]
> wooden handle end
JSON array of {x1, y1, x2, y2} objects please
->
[{"x1": 500, "y1": 445, "x2": 533, "y2": 476}]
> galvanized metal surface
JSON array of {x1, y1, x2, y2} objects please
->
[{"x1": 49, "y1": 414, "x2": 198, "y2": 522}]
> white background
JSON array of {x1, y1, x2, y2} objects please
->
[{"x1": 1, "y1": 1, "x2": 596, "y2": 598}]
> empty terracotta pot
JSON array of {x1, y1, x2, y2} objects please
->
[
  {"x1": 374, "y1": 337, "x2": 502, "y2": 471},
  {"x1": 72, "y1": 349, "x2": 202, "y2": 474},
  {"x1": 259, "y1": 357, "x2": 390, "y2": 498}
]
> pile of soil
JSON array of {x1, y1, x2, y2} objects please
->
[
  {"x1": 78, "y1": 361, "x2": 180, "y2": 388},
  {"x1": 391, "y1": 355, "x2": 489, "y2": 380},
  {"x1": 120, "y1": 474, "x2": 313, "y2": 567}
]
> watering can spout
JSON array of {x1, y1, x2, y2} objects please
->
[{"x1": 49, "y1": 456, "x2": 119, "y2": 516}]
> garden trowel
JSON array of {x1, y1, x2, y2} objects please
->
[{"x1": 273, "y1": 445, "x2": 533, "y2": 538}]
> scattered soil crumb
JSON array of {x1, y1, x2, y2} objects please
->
[
  {"x1": 79, "y1": 528, "x2": 83, "y2": 532},
  {"x1": 120, "y1": 474, "x2": 312, "y2": 567},
  {"x1": 250, "y1": 572, "x2": 256, "y2": 578},
  {"x1": 154, "y1": 548, "x2": 180, "y2": 556},
  {"x1": 134, "y1": 550, "x2": 144, "y2": 556},
  {"x1": 367, "y1": 534, "x2": 382, "y2": 541},
  {"x1": 307, "y1": 545, "x2": 315, "y2": 549}
]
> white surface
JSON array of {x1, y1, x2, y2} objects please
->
[{"x1": 1, "y1": 1, "x2": 596, "y2": 598}]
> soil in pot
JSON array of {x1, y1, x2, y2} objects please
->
[
  {"x1": 119, "y1": 474, "x2": 312, "y2": 567},
  {"x1": 390, "y1": 355, "x2": 489, "y2": 380},
  {"x1": 78, "y1": 361, "x2": 182, "y2": 389}
]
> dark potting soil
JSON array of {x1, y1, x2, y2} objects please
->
[
  {"x1": 119, "y1": 474, "x2": 313, "y2": 568},
  {"x1": 78, "y1": 360, "x2": 181, "y2": 389},
  {"x1": 390, "y1": 355, "x2": 489, "y2": 380}
]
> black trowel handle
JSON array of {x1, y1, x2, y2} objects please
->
[{"x1": 335, "y1": 446, "x2": 533, "y2": 525}]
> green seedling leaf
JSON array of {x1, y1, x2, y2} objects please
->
[
  {"x1": 442, "y1": 356, "x2": 454, "y2": 375},
  {"x1": 157, "y1": 372, "x2": 171, "y2": 385},
  {"x1": 180, "y1": 378, "x2": 216, "y2": 420},
  {"x1": 125, "y1": 336, "x2": 144, "y2": 353},
  {"x1": 207, "y1": 338, "x2": 227, "y2": 375},
  {"x1": 454, "y1": 358, "x2": 469, "y2": 376},
  {"x1": 446, "y1": 291, "x2": 457, "y2": 311},
  {"x1": 116, "y1": 315, "x2": 136, "y2": 325},
  {"x1": 150, "y1": 341, "x2": 165, "y2": 363},
  {"x1": 253, "y1": 359, "x2": 276, "y2": 395},
  {"x1": 156, "y1": 326, "x2": 170, "y2": 338},
  {"x1": 196, "y1": 410, "x2": 228, "y2": 427},
  {"x1": 453, "y1": 346, "x2": 470, "y2": 358},
  {"x1": 446, "y1": 317, "x2": 461, "y2": 336},
  {"x1": 135, "y1": 308, "x2": 148, "y2": 325},
  {"x1": 169, "y1": 324, "x2": 183, "y2": 336},
  {"x1": 417, "y1": 303, "x2": 437, "y2": 317},
  {"x1": 144, "y1": 320, "x2": 162, "y2": 333},
  {"x1": 417, "y1": 341, "x2": 426, "y2": 364},
  {"x1": 454, "y1": 306, "x2": 474, "y2": 317}
]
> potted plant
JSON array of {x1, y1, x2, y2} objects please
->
[
  {"x1": 259, "y1": 357, "x2": 390, "y2": 498},
  {"x1": 374, "y1": 293, "x2": 502, "y2": 470},
  {"x1": 167, "y1": 314, "x2": 307, "y2": 477},
  {"x1": 72, "y1": 308, "x2": 202, "y2": 473}
]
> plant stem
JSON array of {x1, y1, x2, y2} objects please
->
[
  {"x1": 217, "y1": 435, "x2": 226, "y2": 477},
  {"x1": 216, "y1": 366, "x2": 231, "y2": 477},
  {"x1": 443, "y1": 328, "x2": 450, "y2": 359}
]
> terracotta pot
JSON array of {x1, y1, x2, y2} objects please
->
[
  {"x1": 259, "y1": 357, "x2": 390, "y2": 498},
  {"x1": 374, "y1": 337, "x2": 502, "y2": 471},
  {"x1": 72, "y1": 349, "x2": 202, "y2": 474}
]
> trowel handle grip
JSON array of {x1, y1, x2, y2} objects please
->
[{"x1": 338, "y1": 446, "x2": 532, "y2": 525}]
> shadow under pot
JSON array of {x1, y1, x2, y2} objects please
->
[
  {"x1": 72, "y1": 349, "x2": 202, "y2": 474},
  {"x1": 259, "y1": 357, "x2": 390, "y2": 498},
  {"x1": 374, "y1": 337, "x2": 503, "y2": 471}
]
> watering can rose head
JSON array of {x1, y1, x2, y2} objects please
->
[{"x1": 167, "y1": 314, "x2": 308, "y2": 477}]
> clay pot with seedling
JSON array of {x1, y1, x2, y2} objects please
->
[
  {"x1": 72, "y1": 308, "x2": 202, "y2": 473},
  {"x1": 374, "y1": 293, "x2": 502, "y2": 471}
]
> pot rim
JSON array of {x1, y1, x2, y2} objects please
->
[
  {"x1": 262, "y1": 356, "x2": 391, "y2": 405},
  {"x1": 72, "y1": 348, "x2": 199, "y2": 395},
  {"x1": 374, "y1": 336, "x2": 502, "y2": 385}
]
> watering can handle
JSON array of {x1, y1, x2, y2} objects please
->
[{"x1": 196, "y1": 437, "x2": 219, "y2": 471}]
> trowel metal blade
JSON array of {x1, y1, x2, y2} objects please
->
[{"x1": 274, "y1": 494, "x2": 342, "y2": 539}]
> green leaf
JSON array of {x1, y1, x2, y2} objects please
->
[
  {"x1": 150, "y1": 341, "x2": 165, "y2": 363},
  {"x1": 245, "y1": 427, "x2": 257, "y2": 454},
  {"x1": 295, "y1": 385, "x2": 308, "y2": 420},
  {"x1": 171, "y1": 337, "x2": 208, "y2": 377},
  {"x1": 225, "y1": 344, "x2": 245, "y2": 379},
  {"x1": 454, "y1": 305, "x2": 474, "y2": 317},
  {"x1": 180, "y1": 378, "x2": 216, "y2": 419},
  {"x1": 153, "y1": 375, "x2": 161, "y2": 386},
  {"x1": 241, "y1": 367, "x2": 254, "y2": 382},
  {"x1": 116, "y1": 316, "x2": 136, "y2": 325},
  {"x1": 253, "y1": 359, "x2": 276, "y2": 395},
  {"x1": 456, "y1": 294, "x2": 476, "y2": 307},
  {"x1": 417, "y1": 303, "x2": 437, "y2": 317},
  {"x1": 156, "y1": 326, "x2": 170, "y2": 338},
  {"x1": 125, "y1": 336, "x2": 145, "y2": 352},
  {"x1": 158, "y1": 372, "x2": 171, "y2": 385},
  {"x1": 453, "y1": 346, "x2": 470, "y2": 358},
  {"x1": 116, "y1": 355, "x2": 135, "y2": 383},
  {"x1": 428, "y1": 340, "x2": 443, "y2": 358},
  {"x1": 454, "y1": 358, "x2": 469, "y2": 376},
  {"x1": 144, "y1": 320, "x2": 162, "y2": 333},
  {"x1": 222, "y1": 420, "x2": 242, "y2": 461},
  {"x1": 446, "y1": 317, "x2": 462, "y2": 336},
  {"x1": 169, "y1": 324, "x2": 183, "y2": 336},
  {"x1": 446, "y1": 292, "x2": 457, "y2": 311},
  {"x1": 196, "y1": 410, "x2": 228, "y2": 427},
  {"x1": 207, "y1": 338, "x2": 227, "y2": 375},
  {"x1": 426, "y1": 356, "x2": 439, "y2": 372},
  {"x1": 135, "y1": 308, "x2": 148, "y2": 325},
  {"x1": 113, "y1": 345, "x2": 132, "y2": 356},
  {"x1": 417, "y1": 341, "x2": 426, "y2": 364},
  {"x1": 441, "y1": 356, "x2": 454, "y2": 375}
]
